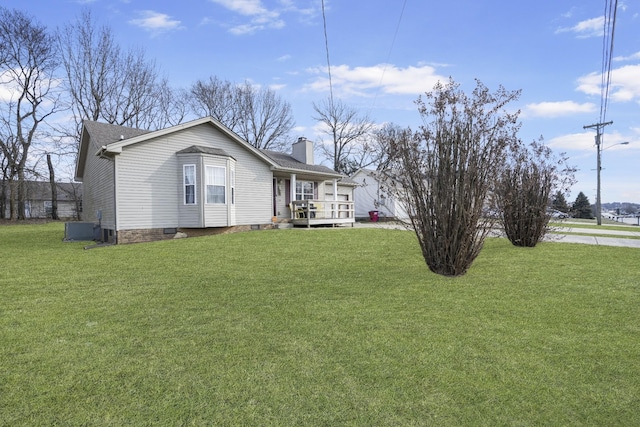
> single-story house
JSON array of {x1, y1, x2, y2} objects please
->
[
  {"x1": 1, "y1": 180, "x2": 82, "y2": 220},
  {"x1": 351, "y1": 168, "x2": 409, "y2": 221},
  {"x1": 75, "y1": 117, "x2": 356, "y2": 244}
]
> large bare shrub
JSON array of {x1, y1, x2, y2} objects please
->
[
  {"x1": 380, "y1": 79, "x2": 520, "y2": 277},
  {"x1": 495, "y1": 139, "x2": 575, "y2": 247}
]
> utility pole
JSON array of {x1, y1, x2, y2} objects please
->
[{"x1": 583, "y1": 121, "x2": 612, "y2": 225}]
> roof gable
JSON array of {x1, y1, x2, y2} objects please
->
[
  {"x1": 75, "y1": 121, "x2": 151, "y2": 180},
  {"x1": 75, "y1": 116, "x2": 348, "y2": 182}
]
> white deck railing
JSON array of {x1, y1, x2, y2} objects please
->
[{"x1": 291, "y1": 200, "x2": 355, "y2": 226}]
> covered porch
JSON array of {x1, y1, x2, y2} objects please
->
[{"x1": 291, "y1": 199, "x2": 355, "y2": 227}]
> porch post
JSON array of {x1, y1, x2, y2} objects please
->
[
  {"x1": 290, "y1": 174, "x2": 296, "y2": 219},
  {"x1": 332, "y1": 179, "x2": 338, "y2": 218}
]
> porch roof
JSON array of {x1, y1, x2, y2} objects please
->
[{"x1": 261, "y1": 149, "x2": 343, "y2": 179}]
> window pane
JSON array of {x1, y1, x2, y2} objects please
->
[
  {"x1": 184, "y1": 165, "x2": 196, "y2": 204},
  {"x1": 207, "y1": 185, "x2": 225, "y2": 204},
  {"x1": 184, "y1": 165, "x2": 195, "y2": 185},
  {"x1": 295, "y1": 180, "x2": 315, "y2": 201},
  {"x1": 205, "y1": 166, "x2": 226, "y2": 204},
  {"x1": 185, "y1": 185, "x2": 195, "y2": 204}
]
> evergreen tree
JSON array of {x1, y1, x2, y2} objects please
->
[
  {"x1": 551, "y1": 191, "x2": 570, "y2": 213},
  {"x1": 572, "y1": 192, "x2": 594, "y2": 219}
]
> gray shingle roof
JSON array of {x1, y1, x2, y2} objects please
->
[
  {"x1": 261, "y1": 149, "x2": 339, "y2": 175},
  {"x1": 83, "y1": 121, "x2": 150, "y2": 146},
  {"x1": 176, "y1": 145, "x2": 234, "y2": 158}
]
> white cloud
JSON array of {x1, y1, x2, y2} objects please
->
[
  {"x1": 548, "y1": 131, "x2": 632, "y2": 152},
  {"x1": 210, "y1": 0, "x2": 270, "y2": 16},
  {"x1": 524, "y1": 101, "x2": 596, "y2": 118},
  {"x1": 277, "y1": 54, "x2": 292, "y2": 62},
  {"x1": 556, "y1": 16, "x2": 604, "y2": 38},
  {"x1": 129, "y1": 10, "x2": 182, "y2": 34},
  {"x1": 576, "y1": 64, "x2": 640, "y2": 102},
  {"x1": 210, "y1": 0, "x2": 285, "y2": 34},
  {"x1": 614, "y1": 51, "x2": 640, "y2": 62},
  {"x1": 305, "y1": 63, "x2": 447, "y2": 97}
]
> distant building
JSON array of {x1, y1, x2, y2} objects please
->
[
  {"x1": 1, "y1": 180, "x2": 83, "y2": 220},
  {"x1": 351, "y1": 169, "x2": 409, "y2": 221}
]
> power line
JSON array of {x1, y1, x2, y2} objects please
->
[
  {"x1": 372, "y1": 0, "x2": 408, "y2": 108},
  {"x1": 321, "y1": 0, "x2": 334, "y2": 108},
  {"x1": 599, "y1": 0, "x2": 618, "y2": 126}
]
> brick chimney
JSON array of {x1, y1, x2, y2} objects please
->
[{"x1": 292, "y1": 137, "x2": 314, "y2": 165}]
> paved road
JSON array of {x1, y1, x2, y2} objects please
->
[
  {"x1": 546, "y1": 226, "x2": 640, "y2": 248},
  {"x1": 353, "y1": 222, "x2": 640, "y2": 248}
]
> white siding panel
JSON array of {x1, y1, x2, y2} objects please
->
[
  {"x1": 116, "y1": 123, "x2": 272, "y2": 230},
  {"x1": 116, "y1": 138, "x2": 180, "y2": 230},
  {"x1": 352, "y1": 171, "x2": 382, "y2": 218},
  {"x1": 82, "y1": 139, "x2": 116, "y2": 228}
]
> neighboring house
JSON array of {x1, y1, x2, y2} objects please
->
[
  {"x1": 1, "y1": 180, "x2": 82, "y2": 220},
  {"x1": 75, "y1": 117, "x2": 355, "y2": 244},
  {"x1": 351, "y1": 169, "x2": 409, "y2": 221}
]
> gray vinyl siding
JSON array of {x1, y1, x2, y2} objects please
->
[
  {"x1": 115, "y1": 139, "x2": 179, "y2": 230},
  {"x1": 177, "y1": 154, "x2": 203, "y2": 228},
  {"x1": 82, "y1": 141, "x2": 116, "y2": 228},
  {"x1": 202, "y1": 157, "x2": 236, "y2": 227},
  {"x1": 115, "y1": 123, "x2": 272, "y2": 230}
]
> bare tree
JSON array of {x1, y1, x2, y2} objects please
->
[
  {"x1": 0, "y1": 8, "x2": 62, "y2": 220},
  {"x1": 312, "y1": 98, "x2": 374, "y2": 174},
  {"x1": 58, "y1": 9, "x2": 180, "y2": 137},
  {"x1": 190, "y1": 77, "x2": 295, "y2": 150},
  {"x1": 190, "y1": 76, "x2": 242, "y2": 131},
  {"x1": 380, "y1": 79, "x2": 520, "y2": 277},
  {"x1": 234, "y1": 82, "x2": 294, "y2": 150},
  {"x1": 495, "y1": 139, "x2": 575, "y2": 247}
]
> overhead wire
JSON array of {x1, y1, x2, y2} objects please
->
[
  {"x1": 599, "y1": 0, "x2": 618, "y2": 126},
  {"x1": 372, "y1": 0, "x2": 408, "y2": 109},
  {"x1": 321, "y1": 0, "x2": 334, "y2": 109}
]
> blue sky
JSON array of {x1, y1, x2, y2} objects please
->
[{"x1": 6, "y1": 0, "x2": 640, "y2": 203}]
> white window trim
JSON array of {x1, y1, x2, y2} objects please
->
[
  {"x1": 230, "y1": 165, "x2": 235, "y2": 205},
  {"x1": 295, "y1": 180, "x2": 315, "y2": 200},
  {"x1": 183, "y1": 164, "x2": 196, "y2": 205},
  {"x1": 206, "y1": 165, "x2": 226, "y2": 204}
]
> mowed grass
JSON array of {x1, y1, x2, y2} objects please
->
[{"x1": 1, "y1": 223, "x2": 639, "y2": 426}]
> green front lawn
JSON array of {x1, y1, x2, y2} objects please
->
[{"x1": 1, "y1": 223, "x2": 639, "y2": 425}]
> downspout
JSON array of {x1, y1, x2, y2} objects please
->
[
  {"x1": 113, "y1": 155, "x2": 118, "y2": 244},
  {"x1": 97, "y1": 146, "x2": 117, "y2": 243}
]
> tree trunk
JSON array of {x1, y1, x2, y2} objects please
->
[
  {"x1": 0, "y1": 177, "x2": 6, "y2": 219},
  {"x1": 47, "y1": 154, "x2": 58, "y2": 220},
  {"x1": 9, "y1": 177, "x2": 18, "y2": 220}
]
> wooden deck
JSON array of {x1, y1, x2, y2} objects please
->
[{"x1": 291, "y1": 200, "x2": 355, "y2": 227}]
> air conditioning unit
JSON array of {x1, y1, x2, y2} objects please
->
[{"x1": 64, "y1": 222, "x2": 97, "y2": 242}]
